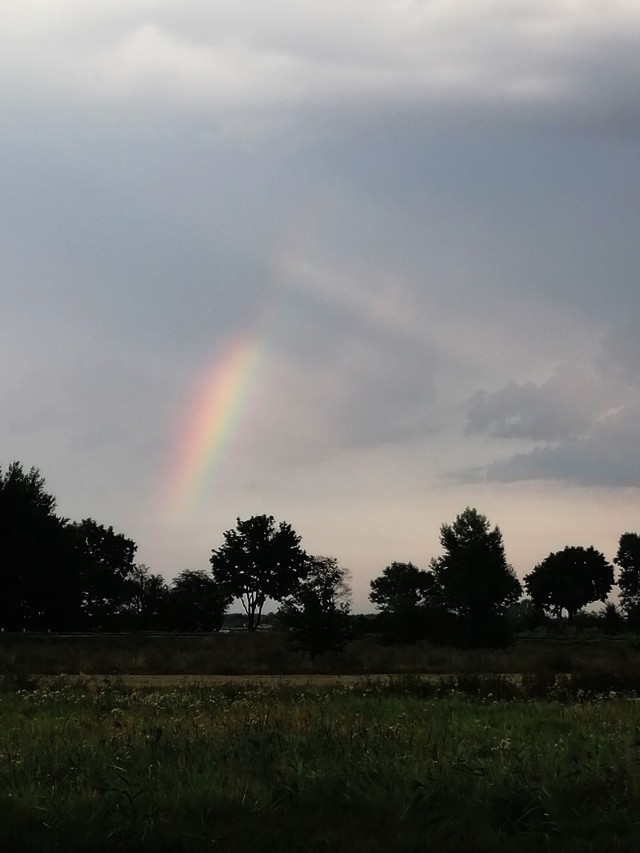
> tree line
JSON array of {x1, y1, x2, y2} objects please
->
[
  {"x1": 0, "y1": 463, "x2": 351, "y2": 653},
  {"x1": 2, "y1": 462, "x2": 639, "y2": 654}
]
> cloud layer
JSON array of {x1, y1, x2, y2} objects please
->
[
  {"x1": 464, "y1": 324, "x2": 640, "y2": 487},
  {"x1": 3, "y1": 1, "x2": 640, "y2": 134},
  {"x1": 2, "y1": 2, "x2": 639, "y2": 604}
]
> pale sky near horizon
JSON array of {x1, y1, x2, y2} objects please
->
[{"x1": 2, "y1": 1, "x2": 639, "y2": 609}]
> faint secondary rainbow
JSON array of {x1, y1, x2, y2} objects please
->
[{"x1": 167, "y1": 335, "x2": 266, "y2": 516}]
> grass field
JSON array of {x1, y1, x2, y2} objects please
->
[
  {"x1": 2, "y1": 633, "x2": 640, "y2": 851},
  {"x1": 2, "y1": 675, "x2": 640, "y2": 852}
]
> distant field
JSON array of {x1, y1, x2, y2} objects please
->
[
  {"x1": 2, "y1": 676, "x2": 640, "y2": 851},
  {"x1": 2, "y1": 630, "x2": 639, "y2": 678},
  {"x1": 12, "y1": 673, "x2": 535, "y2": 695}
]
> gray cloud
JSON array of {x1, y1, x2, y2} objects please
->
[
  {"x1": 2, "y1": 2, "x2": 640, "y2": 138},
  {"x1": 472, "y1": 403, "x2": 640, "y2": 488},
  {"x1": 462, "y1": 326, "x2": 640, "y2": 487},
  {"x1": 258, "y1": 300, "x2": 439, "y2": 460},
  {"x1": 465, "y1": 365, "x2": 619, "y2": 442},
  {"x1": 600, "y1": 322, "x2": 640, "y2": 387}
]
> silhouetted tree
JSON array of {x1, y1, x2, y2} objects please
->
[
  {"x1": 429, "y1": 508, "x2": 521, "y2": 647},
  {"x1": 167, "y1": 569, "x2": 232, "y2": 631},
  {"x1": 600, "y1": 602, "x2": 625, "y2": 635},
  {"x1": 505, "y1": 598, "x2": 548, "y2": 632},
  {"x1": 524, "y1": 546, "x2": 613, "y2": 623},
  {"x1": 615, "y1": 532, "x2": 640, "y2": 628},
  {"x1": 370, "y1": 561, "x2": 437, "y2": 612},
  {"x1": 210, "y1": 515, "x2": 308, "y2": 631},
  {"x1": 72, "y1": 518, "x2": 138, "y2": 629},
  {"x1": 278, "y1": 556, "x2": 353, "y2": 658},
  {"x1": 0, "y1": 462, "x2": 82, "y2": 630},
  {"x1": 369, "y1": 561, "x2": 441, "y2": 643},
  {"x1": 121, "y1": 564, "x2": 169, "y2": 630},
  {"x1": 431, "y1": 507, "x2": 521, "y2": 618}
]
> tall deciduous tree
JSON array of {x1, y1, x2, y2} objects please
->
[
  {"x1": 369, "y1": 561, "x2": 440, "y2": 643},
  {"x1": 122, "y1": 564, "x2": 169, "y2": 630},
  {"x1": 278, "y1": 555, "x2": 353, "y2": 658},
  {"x1": 71, "y1": 518, "x2": 138, "y2": 629},
  {"x1": 167, "y1": 569, "x2": 232, "y2": 632},
  {"x1": 430, "y1": 507, "x2": 521, "y2": 620},
  {"x1": 615, "y1": 533, "x2": 640, "y2": 627},
  {"x1": 524, "y1": 546, "x2": 614, "y2": 622},
  {"x1": 210, "y1": 515, "x2": 307, "y2": 631},
  {"x1": 0, "y1": 462, "x2": 81, "y2": 630},
  {"x1": 369, "y1": 562, "x2": 438, "y2": 613}
]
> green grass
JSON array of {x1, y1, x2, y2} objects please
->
[{"x1": 2, "y1": 677, "x2": 640, "y2": 851}]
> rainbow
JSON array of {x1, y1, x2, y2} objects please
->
[
  {"x1": 163, "y1": 193, "x2": 342, "y2": 518},
  {"x1": 167, "y1": 335, "x2": 266, "y2": 516}
]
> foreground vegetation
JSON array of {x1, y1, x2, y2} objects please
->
[{"x1": 2, "y1": 676, "x2": 640, "y2": 852}]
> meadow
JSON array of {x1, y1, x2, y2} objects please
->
[
  {"x1": 2, "y1": 633, "x2": 640, "y2": 851},
  {"x1": 1, "y1": 674, "x2": 640, "y2": 851}
]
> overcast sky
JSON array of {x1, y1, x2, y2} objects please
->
[{"x1": 2, "y1": 1, "x2": 639, "y2": 608}]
